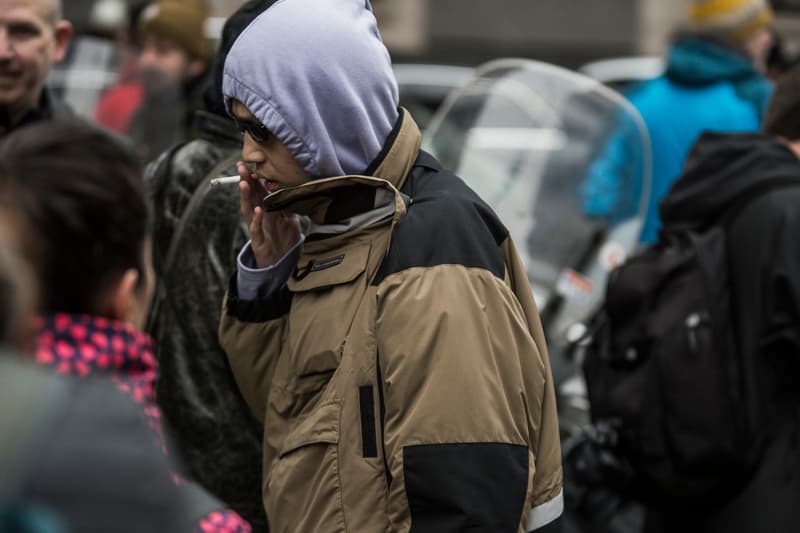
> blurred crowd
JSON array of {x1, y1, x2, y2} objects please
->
[{"x1": 1, "y1": 0, "x2": 800, "y2": 532}]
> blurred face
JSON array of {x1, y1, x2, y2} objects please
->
[
  {"x1": 743, "y1": 28, "x2": 774, "y2": 73},
  {"x1": 0, "y1": 0, "x2": 72, "y2": 122},
  {"x1": 138, "y1": 33, "x2": 204, "y2": 90},
  {"x1": 231, "y1": 99, "x2": 311, "y2": 191}
]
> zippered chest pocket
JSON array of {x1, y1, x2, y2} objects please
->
[{"x1": 284, "y1": 242, "x2": 371, "y2": 381}]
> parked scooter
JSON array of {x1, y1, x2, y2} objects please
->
[{"x1": 424, "y1": 59, "x2": 652, "y2": 532}]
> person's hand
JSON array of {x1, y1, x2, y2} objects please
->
[{"x1": 238, "y1": 162, "x2": 301, "y2": 268}]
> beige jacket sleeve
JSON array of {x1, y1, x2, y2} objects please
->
[{"x1": 375, "y1": 259, "x2": 563, "y2": 532}]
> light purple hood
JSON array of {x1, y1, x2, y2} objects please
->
[{"x1": 223, "y1": 0, "x2": 400, "y2": 178}]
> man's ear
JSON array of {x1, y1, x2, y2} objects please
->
[
  {"x1": 53, "y1": 20, "x2": 73, "y2": 64},
  {"x1": 187, "y1": 58, "x2": 207, "y2": 79},
  {"x1": 788, "y1": 139, "x2": 800, "y2": 159},
  {"x1": 108, "y1": 268, "x2": 139, "y2": 322}
]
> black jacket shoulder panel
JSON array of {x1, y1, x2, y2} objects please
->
[{"x1": 373, "y1": 154, "x2": 509, "y2": 285}]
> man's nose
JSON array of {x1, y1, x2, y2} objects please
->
[
  {"x1": 138, "y1": 49, "x2": 156, "y2": 69},
  {"x1": 241, "y1": 131, "x2": 266, "y2": 163}
]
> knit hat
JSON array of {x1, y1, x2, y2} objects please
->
[
  {"x1": 139, "y1": 0, "x2": 213, "y2": 62},
  {"x1": 689, "y1": 0, "x2": 774, "y2": 43}
]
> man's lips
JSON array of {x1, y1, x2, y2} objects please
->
[
  {"x1": 0, "y1": 71, "x2": 22, "y2": 82},
  {"x1": 253, "y1": 174, "x2": 280, "y2": 192}
]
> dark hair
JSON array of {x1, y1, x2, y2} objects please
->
[
  {"x1": 0, "y1": 209, "x2": 36, "y2": 347},
  {"x1": 764, "y1": 65, "x2": 800, "y2": 141},
  {"x1": 203, "y1": 0, "x2": 277, "y2": 117},
  {"x1": 0, "y1": 120, "x2": 152, "y2": 315}
]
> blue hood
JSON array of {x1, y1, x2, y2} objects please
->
[
  {"x1": 666, "y1": 36, "x2": 772, "y2": 118},
  {"x1": 223, "y1": 0, "x2": 400, "y2": 178}
]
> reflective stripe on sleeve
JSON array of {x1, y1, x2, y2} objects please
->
[{"x1": 527, "y1": 488, "x2": 564, "y2": 531}]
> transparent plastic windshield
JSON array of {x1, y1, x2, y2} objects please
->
[{"x1": 424, "y1": 59, "x2": 651, "y2": 316}]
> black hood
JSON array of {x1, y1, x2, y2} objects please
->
[
  {"x1": 202, "y1": 0, "x2": 277, "y2": 117},
  {"x1": 660, "y1": 132, "x2": 800, "y2": 230}
]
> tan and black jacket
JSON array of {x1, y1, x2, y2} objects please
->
[{"x1": 220, "y1": 111, "x2": 563, "y2": 532}]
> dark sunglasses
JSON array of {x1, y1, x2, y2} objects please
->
[{"x1": 235, "y1": 118, "x2": 271, "y2": 144}]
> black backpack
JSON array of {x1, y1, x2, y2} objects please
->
[{"x1": 583, "y1": 177, "x2": 799, "y2": 506}]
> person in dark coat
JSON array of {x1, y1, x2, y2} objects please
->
[
  {"x1": 143, "y1": 2, "x2": 278, "y2": 528},
  {"x1": 644, "y1": 64, "x2": 800, "y2": 533},
  {"x1": 0, "y1": 201, "x2": 238, "y2": 533}
]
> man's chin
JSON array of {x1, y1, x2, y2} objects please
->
[
  {"x1": 0, "y1": 88, "x2": 39, "y2": 122},
  {"x1": 0, "y1": 93, "x2": 25, "y2": 110}
]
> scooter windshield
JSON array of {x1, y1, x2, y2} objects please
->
[{"x1": 425, "y1": 59, "x2": 651, "y2": 317}]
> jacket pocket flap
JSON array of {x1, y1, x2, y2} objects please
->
[
  {"x1": 279, "y1": 400, "x2": 340, "y2": 457},
  {"x1": 288, "y1": 243, "x2": 370, "y2": 293}
]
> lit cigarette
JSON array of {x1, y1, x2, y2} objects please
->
[{"x1": 209, "y1": 175, "x2": 242, "y2": 187}]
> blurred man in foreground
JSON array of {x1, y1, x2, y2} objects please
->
[
  {"x1": 0, "y1": 119, "x2": 251, "y2": 532},
  {"x1": 0, "y1": 195, "x2": 235, "y2": 533}
]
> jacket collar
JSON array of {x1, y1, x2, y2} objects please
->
[
  {"x1": 262, "y1": 108, "x2": 421, "y2": 226},
  {"x1": 0, "y1": 88, "x2": 73, "y2": 137}
]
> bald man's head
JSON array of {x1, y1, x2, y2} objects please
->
[
  {"x1": 0, "y1": 0, "x2": 73, "y2": 125},
  {"x1": 47, "y1": 0, "x2": 62, "y2": 23}
]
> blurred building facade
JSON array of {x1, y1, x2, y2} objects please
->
[
  {"x1": 64, "y1": 1, "x2": 800, "y2": 70},
  {"x1": 372, "y1": 0, "x2": 799, "y2": 67}
]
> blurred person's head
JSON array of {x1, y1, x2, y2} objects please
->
[
  {"x1": 0, "y1": 209, "x2": 37, "y2": 349},
  {"x1": 688, "y1": 0, "x2": 774, "y2": 70},
  {"x1": 0, "y1": 120, "x2": 155, "y2": 329},
  {"x1": 763, "y1": 64, "x2": 800, "y2": 154},
  {"x1": 0, "y1": 0, "x2": 73, "y2": 126},
  {"x1": 203, "y1": 0, "x2": 274, "y2": 118},
  {"x1": 137, "y1": 0, "x2": 211, "y2": 90}
]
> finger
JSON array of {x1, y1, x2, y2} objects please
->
[
  {"x1": 250, "y1": 206, "x2": 265, "y2": 246},
  {"x1": 239, "y1": 180, "x2": 254, "y2": 226},
  {"x1": 259, "y1": 208, "x2": 280, "y2": 235},
  {"x1": 248, "y1": 175, "x2": 269, "y2": 206},
  {"x1": 275, "y1": 212, "x2": 301, "y2": 249},
  {"x1": 236, "y1": 161, "x2": 250, "y2": 180},
  {"x1": 250, "y1": 187, "x2": 266, "y2": 212}
]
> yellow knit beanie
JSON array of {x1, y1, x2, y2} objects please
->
[
  {"x1": 139, "y1": 0, "x2": 213, "y2": 62},
  {"x1": 689, "y1": 0, "x2": 774, "y2": 43}
]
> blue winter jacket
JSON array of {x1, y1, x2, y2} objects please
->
[{"x1": 583, "y1": 36, "x2": 772, "y2": 243}]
